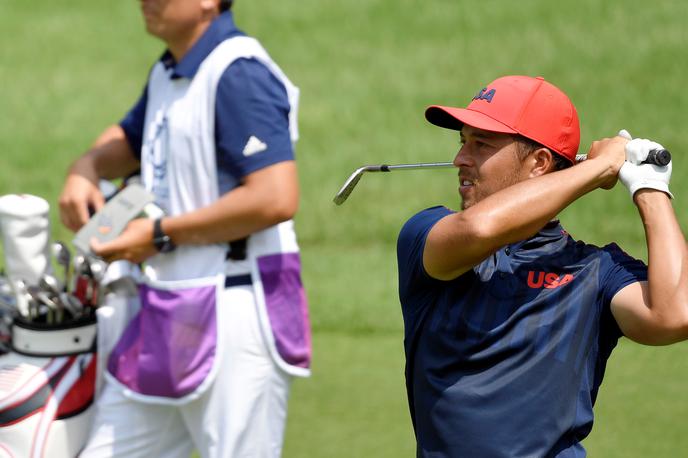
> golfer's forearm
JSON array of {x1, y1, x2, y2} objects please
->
[
  {"x1": 70, "y1": 125, "x2": 140, "y2": 180},
  {"x1": 636, "y1": 190, "x2": 688, "y2": 335},
  {"x1": 426, "y1": 159, "x2": 611, "y2": 279},
  {"x1": 468, "y1": 159, "x2": 608, "y2": 241}
]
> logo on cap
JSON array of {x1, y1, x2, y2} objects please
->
[{"x1": 472, "y1": 87, "x2": 496, "y2": 103}]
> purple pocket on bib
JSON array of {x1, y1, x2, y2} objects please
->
[
  {"x1": 107, "y1": 282, "x2": 217, "y2": 398},
  {"x1": 257, "y1": 253, "x2": 311, "y2": 369}
]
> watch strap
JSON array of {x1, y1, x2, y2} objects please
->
[{"x1": 153, "y1": 218, "x2": 176, "y2": 253}]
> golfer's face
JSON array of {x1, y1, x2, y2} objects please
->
[{"x1": 454, "y1": 126, "x2": 525, "y2": 210}]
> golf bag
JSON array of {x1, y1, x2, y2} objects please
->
[
  {"x1": 0, "y1": 319, "x2": 97, "y2": 458},
  {"x1": 0, "y1": 193, "x2": 139, "y2": 458}
]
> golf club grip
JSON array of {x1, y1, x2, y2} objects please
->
[
  {"x1": 646, "y1": 148, "x2": 671, "y2": 166},
  {"x1": 575, "y1": 148, "x2": 671, "y2": 166}
]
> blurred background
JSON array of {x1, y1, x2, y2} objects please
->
[{"x1": 1, "y1": 0, "x2": 686, "y2": 456}]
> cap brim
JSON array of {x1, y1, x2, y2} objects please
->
[{"x1": 425, "y1": 105, "x2": 518, "y2": 134}]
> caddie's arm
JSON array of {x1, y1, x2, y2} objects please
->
[
  {"x1": 162, "y1": 160, "x2": 298, "y2": 242},
  {"x1": 59, "y1": 125, "x2": 140, "y2": 232},
  {"x1": 424, "y1": 136, "x2": 627, "y2": 281},
  {"x1": 610, "y1": 137, "x2": 688, "y2": 345},
  {"x1": 91, "y1": 160, "x2": 298, "y2": 264}
]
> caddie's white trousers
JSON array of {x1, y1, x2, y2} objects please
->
[{"x1": 79, "y1": 285, "x2": 292, "y2": 458}]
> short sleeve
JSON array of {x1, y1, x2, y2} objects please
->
[
  {"x1": 397, "y1": 206, "x2": 453, "y2": 300},
  {"x1": 600, "y1": 243, "x2": 648, "y2": 305},
  {"x1": 215, "y1": 58, "x2": 294, "y2": 181},
  {"x1": 119, "y1": 83, "x2": 148, "y2": 160}
]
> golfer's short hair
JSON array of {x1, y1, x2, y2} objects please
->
[
  {"x1": 220, "y1": 0, "x2": 233, "y2": 12},
  {"x1": 515, "y1": 135, "x2": 572, "y2": 171}
]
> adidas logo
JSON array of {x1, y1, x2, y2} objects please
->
[{"x1": 242, "y1": 136, "x2": 267, "y2": 156}]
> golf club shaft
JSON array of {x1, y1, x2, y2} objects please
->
[{"x1": 372, "y1": 162, "x2": 454, "y2": 172}]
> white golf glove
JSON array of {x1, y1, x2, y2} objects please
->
[{"x1": 617, "y1": 129, "x2": 673, "y2": 199}]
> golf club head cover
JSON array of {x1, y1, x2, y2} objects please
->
[
  {"x1": 618, "y1": 131, "x2": 673, "y2": 199},
  {"x1": 0, "y1": 194, "x2": 53, "y2": 284}
]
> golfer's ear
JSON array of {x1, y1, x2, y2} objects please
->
[
  {"x1": 201, "y1": 0, "x2": 219, "y2": 15},
  {"x1": 529, "y1": 148, "x2": 554, "y2": 177}
]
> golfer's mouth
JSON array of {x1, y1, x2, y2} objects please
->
[{"x1": 459, "y1": 179, "x2": 474, "y2": 194}]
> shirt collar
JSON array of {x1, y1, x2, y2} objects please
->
[
  {"x1": 512, "y1": 220, "x2": 568, "y2": 252},
  {"x1": 161, "y1": 11, "x2": 244, "y2": 79}
]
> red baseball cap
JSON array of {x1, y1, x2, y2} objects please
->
[{"x1": 425, "y1": 76, "x2": 580, "y2": 163}]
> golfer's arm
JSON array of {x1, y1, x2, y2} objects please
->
[
  {"x1": 160, "y1": 161, "x2": 299, "y2": 245},
  {"x1": 424, "y1": 159, "x2": 613, "y2": 280},
  {"x1": 69, "y1": 125, "x2": 141, "y2": 180},
  {"x1": 611, "y1": 190, "x2": 688, "y2": 345}
]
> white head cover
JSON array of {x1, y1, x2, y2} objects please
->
[{"x1": 0, "y1": 194, "x2": 52, "y2": 284}]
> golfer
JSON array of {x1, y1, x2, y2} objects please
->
[
  {"x1": 397, "y1": 75, "x2": 687, "y2": 457},
  {"x1": 59, "y1": 1, "x2": 311, "y2": 456}
]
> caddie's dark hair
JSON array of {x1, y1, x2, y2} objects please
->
[
  {"x1": 219, "y1": 0, "x2": 233, "y2": 12},
  {"x1": 515, "y1": 135, "x2": 572, "y2": 171}
]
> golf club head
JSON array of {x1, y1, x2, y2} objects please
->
[
  {"x1": 333, "y1": 167, "x2": 368, "y2": 205},
  {"x1": 59, "y1": 291, "x2": 84, "y2": 320},
  {"x1": 73, "y1": 254, "x2": 86, "y2": 281},
  {"x1": 37, "y1": 290, "x2": 64, "y2": 324},
  {"x1": 51, "y1": 241, "x2": 70, "y2": 264},
  {"x1": 87, "y1": 257, "x2": 106, "y2": 282},
  {"x1": 333, "y1": 162, "x2": 454, "y2": 205},
  {"x1": 12, "y1": 279, "x2": 30, "y2": 318},
  {"x1": 39, "y1": 273, "x2": 64, "y2": 297},
  {"x1": 52, "y1": 241, "x2": 72, "y2": 288}
]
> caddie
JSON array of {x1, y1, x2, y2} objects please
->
[
  {"x1": 58, "y1": 1, "x2": 311, "y2": 456},
  {"x1": 397, "y1": 75, "x2": 688, "y2": 457}
]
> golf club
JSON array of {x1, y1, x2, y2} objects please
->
[
  {"x1": 59, "y1": 291, "x2": 84, "y2": 320},
  {"x1": 39, "y1": 273, "x2": 64, "y2": 298},
  {"x1": 52, "y1": 241, "x2": 72, "y2": 292},
  {"x1": 333, "y1": 149, "x2": 671, "y2": 205},
  {"x1": 35, "y1": 290, "x2": 63, "y2": 324},
  {"x1": 12, "y1": 279, "x2": 30, "y2": 319}
]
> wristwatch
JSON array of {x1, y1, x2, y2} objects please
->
[{"x1": 152, "y1": 218, "x2": 176, "y2": 253}]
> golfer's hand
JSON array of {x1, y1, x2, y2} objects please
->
[
  {"x1": 619, "y1": 134, "x2": 673, "y2": 199},
  {"x1": 59, "y1": 165, "x2": 105, "y2": 232},
  {"x1": 91, "y1": 218, "x2": 158, "y2": 264},
  {"x1": 585, "y1": 132, "x2": 629, "y2": 190}
]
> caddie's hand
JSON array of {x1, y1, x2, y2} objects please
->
[
  {"x1": 59, "y1": 164, "x2": 105, "y2": 232},
  {"x1": 91, "y1": 217, "x2": 158, "y2": 264},
  {"x1": 619, "y1": 136, "x2": 673, "y2": 199}
]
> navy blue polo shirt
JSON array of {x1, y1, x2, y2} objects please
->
[
  {"x1": 397, "y1": 206, "x2": 647, "y2": 458},
  {"x1": 119, "y1": 11, "x2": 293, "y2": 194}
]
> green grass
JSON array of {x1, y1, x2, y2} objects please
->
[{"x1": 1, "y1": 0, "x2": 687, "y2": 456}]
